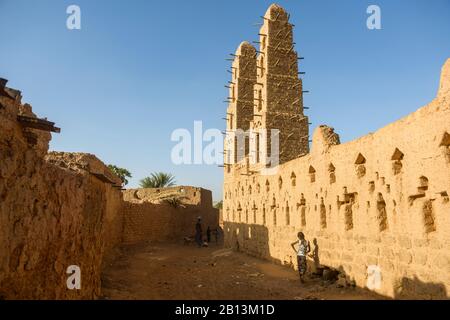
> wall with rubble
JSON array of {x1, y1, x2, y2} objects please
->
[{"x1": 223, "y1": 4, "x2": 450, "y2": 299}]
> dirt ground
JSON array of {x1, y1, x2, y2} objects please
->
[{"x1": 101, "y1": 242, "x2": 385, "y2": 300}]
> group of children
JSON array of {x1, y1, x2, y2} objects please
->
[{"x1": 195, "y1": 217, "x2": 222, "y2": 248}]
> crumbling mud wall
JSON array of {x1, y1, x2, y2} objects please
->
[
  {"x1": 0, "y1": 83, "x2": 124, "y2": 299},
  {"x1": 0, "y1": 80, "x2": 221, "y2": 300},
  {"x1": 45, "y1": 152, "x2": 126, "y2": 254},
  {"x1": 122, "y1": 187, "x2": 219, "y2": 243},
  {"x1": 223, "y1": 4, "x2": 450, "y2": 299}
]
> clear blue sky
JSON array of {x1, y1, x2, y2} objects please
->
[{"x1": 1, "y1": 0, "x2": 449, "y2": 202}]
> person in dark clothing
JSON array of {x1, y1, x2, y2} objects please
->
[
  {"x1": 195, "y1": 217, "x2": 203, "y2": 247},
  {"x1": 206, "y1": 226, "x2": 211, "y2": 243},
  {"x1": 215, "y1": 225, "x2": 223, "y2": 244}
]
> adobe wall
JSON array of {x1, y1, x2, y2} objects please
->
[
  {"x1": 123, "y1": 185, "x2": 208, "y2": 207},
  {"x1": 223, "y1": 4, "x2": 450, "y2": 299},
  {"x1": 0, "y1": 82, "x2": 220, "y2": 299},
  {"x1": 45, "y1": 152, "x2": 126, "y2": 254},
  {"x1": 0, "y1": 89, "x2": 124, "y2": 299},
  {"x1": 0, "y1": 124, "x2": 217, "y2": 297},
  {"x1": 122, "y1": 187, "x2": 220, "y2": 243},
  {"x1": 223, "y1": 60, "x2": 450, "y2": 299}
]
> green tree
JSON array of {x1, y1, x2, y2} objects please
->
[
  {"x1": 214, "y1": 201, "x2": 223, "y2": 209},
  {"x1": 140, "y1": 172, "x2": 176, "y2": 188},
  {"x1": 108, "y1": 165, "x2": 132, "y2": 186}
]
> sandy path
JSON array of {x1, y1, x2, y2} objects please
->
[{"x1": 101, "y1": 242, "x2": 384, "y2": 300}]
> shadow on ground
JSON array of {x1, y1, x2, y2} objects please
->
[{"x1": 101, "y1": 241, "x2": 387, "y2": 300}]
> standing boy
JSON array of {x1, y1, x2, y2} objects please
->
[{"x1": 291, "y1": 232, "x2": 310, "y2": 283}]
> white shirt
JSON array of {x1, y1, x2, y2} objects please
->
[{"x1": 297, "y1": 240, "x2": 309, "y2": 256}]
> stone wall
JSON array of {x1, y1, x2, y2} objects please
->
[
  {"x1": 223, "y1": 4, "x2": 450, "y2": 299},
  {"x1": 122, "y1": 187, "x2": 219, "y2": 243}
]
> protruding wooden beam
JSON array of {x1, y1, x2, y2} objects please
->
[
  {"x1": 91, "y1": 172, "x2": 116, "y2": 185},
  {"x1": 17, "y1": 115, "x2": 61, "y2": 133}
]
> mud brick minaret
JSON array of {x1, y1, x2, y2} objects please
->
[
  {"x1": 225, "y1": 42, "x2": 257, "y2": 166},
  {"x1": 252, "y1": 4, "x2": 309, "y2": 165},
  {"x1": 224, "y1": 4, "x2": 309, "y2": 173}
]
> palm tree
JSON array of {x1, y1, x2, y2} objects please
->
[{"x1": 139, "y1": 172, "x2": 176, "y2": 188}]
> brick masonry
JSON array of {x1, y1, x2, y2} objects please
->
[{"x1": 122, "y1": 187, "x2": 219, "y2": 243}]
